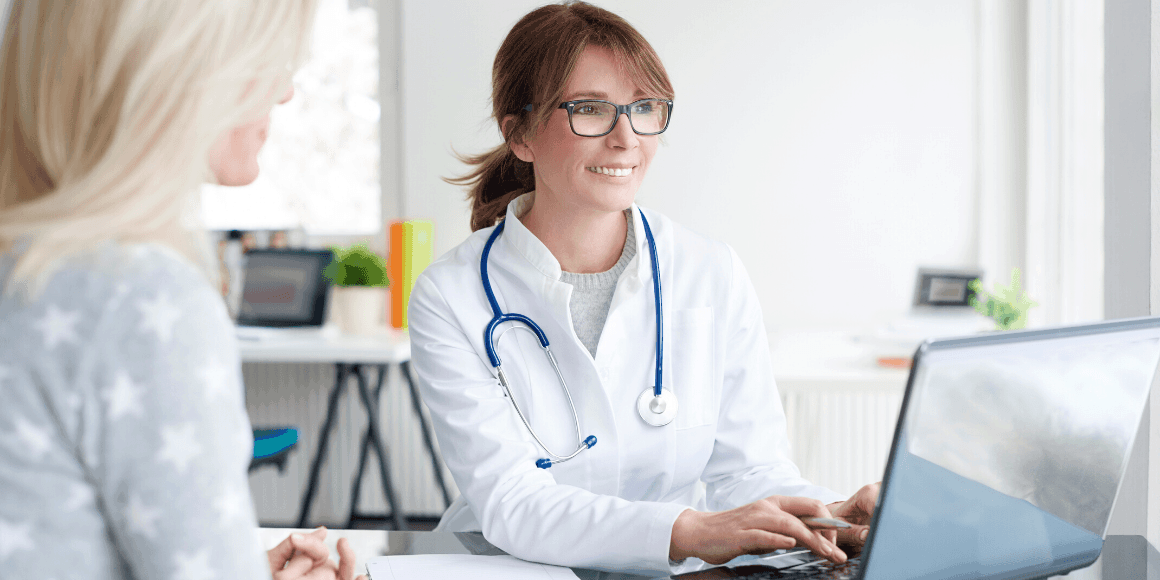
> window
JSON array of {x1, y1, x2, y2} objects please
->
[{"x1": 200, "y1": 0, "x2": 381, "y2": 235}]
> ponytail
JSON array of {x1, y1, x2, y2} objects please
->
[{"x1": 445, "y1": 142, "x2": 535, "y2": 232}]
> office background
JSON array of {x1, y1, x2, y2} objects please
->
[{"x1": 222, "y1": 0, "x2": 1159, "y2": 546}]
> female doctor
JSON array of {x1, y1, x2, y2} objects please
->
[{"x1": 407, "y1": 1, "x2": 880, "y2": 575}]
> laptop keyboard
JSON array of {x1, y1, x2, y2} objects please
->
[{"x1": 729, "y1": 556, "x2": 861, "y2": 579}]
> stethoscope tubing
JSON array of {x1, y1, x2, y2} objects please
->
[
  {"x1": 640, "y1": 210, "x2": 663, "y2": 398},
  {"x1": 480, "y1": 208, "x2": 662, "y2": 467},
  {"x1": 494, "y1": 339, "x2": 588, "y2": 462},
  {"x1": 481, "y1": 220, "x2": 548, "y2": 366}
]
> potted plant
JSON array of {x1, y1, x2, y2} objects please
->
[
  {"x1": 968, "y1": 268, "x2": 1037, "y2": 330},
  {"x1": 324, "y1": 243, "x2": 390, "y2": 335}
]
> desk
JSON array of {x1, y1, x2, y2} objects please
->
[
  {"x1": 240, "y1": 327, "x2": 452, "y2": 530},
  {"x1": 258, "y1": 529, "x2": 1160, "y2": 580}
]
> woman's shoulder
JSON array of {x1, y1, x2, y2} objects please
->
[
  {"x1": 1, "y1": 241, "x2": 227, "y2": 357},
  {"x1": 47, "y1": 241, "x2": 215, "y2": 307}
]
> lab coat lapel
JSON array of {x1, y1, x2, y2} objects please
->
[
  {"x1": 487, "y1": 194, "x2": 623, "y2": 495},
  {"x1": 598, "y1": 205, "x2": 681, "y2": 499}
]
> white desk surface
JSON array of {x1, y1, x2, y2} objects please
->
[
  {"x1": 238, "y1": 325, "x2": 411, "y2": 364},
  {"x1": 770, "y1": 315, "x2": 992, "y2": 392},
  {"x1": 770, "y1": 330, "x2": 910, "y2": 391},
  {"x1": 236, "y1": 320, "x2": 961, "y2": 384},
  {"x1": 236, "y1": 326, "x2": 903, "y2": 382}
]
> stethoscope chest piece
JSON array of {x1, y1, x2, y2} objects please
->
[{"x1": 637, "y1": 387, "x2": 679, "y2": 426}]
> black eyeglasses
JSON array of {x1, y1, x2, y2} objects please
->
[{"x1": 523, "y1": 98, "x2": 674, "y2": 137}]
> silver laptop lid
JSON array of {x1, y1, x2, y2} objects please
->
[{"x1": 862, "y1": 316, "x2": 1160, "y2": 580}]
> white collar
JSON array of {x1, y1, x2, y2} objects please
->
[{"x1": 499, "y1": 192, "x2": 652, "y2": 285}]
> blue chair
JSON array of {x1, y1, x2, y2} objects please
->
[{"x1": 250, "y1": 428, "x2": 299, "y2": 473}]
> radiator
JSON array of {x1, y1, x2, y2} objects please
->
[
  {"x1": 243, "y1": 362, "x2": 458, "y2": 526},
  {"x1": 780, "y1": 390, "x2": 904, "y2": 498},
  {"x1": 243, "y1": 362, "x2": 901, "y2": 525}
]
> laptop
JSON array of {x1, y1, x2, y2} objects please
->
[
  {"x1": 678, "y1": 316, "x2": 1160, "y2": 580},
  {"x1": 235, "y1": 249, "x2": 333, "y2": 338}
]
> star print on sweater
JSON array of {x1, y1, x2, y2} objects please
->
[
  {"x1": 173, "y1": 549, "x2": 216, "y2": 580},
  {"x1": 126, "y1": 493, "x2": 161, "y2": 540},
  {"x1": 12, "y1": 417, "x2": 52, "y2": 460},
  {"x1": 0, "y1": 519, "x2": 34, "y2": 560},
  {"x1": 157, "y1": 423, "x2": 203, "y2": 474},
  {"x1": 0, "y1": 243, "x2": 270, "y2": 578},
  {"x1": 138, "y1": 292, "x2": 182, "y2": 343},
  {"x1": 62, "y1": 483, "x2": 95, "y2": 512},
  {"x1": 35, "y1": 304, "x2": 80, "y2": 350},
  {"x1": 199, "y1": 358, "x2": 232, "y2": 403},
  {"x1": 212, "y1": 486, "x2": 247, "y2": 528},
  {"x1": 103, "y1": 372, "x2": 144, "y2": 421}
]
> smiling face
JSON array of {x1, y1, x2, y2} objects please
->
[
  {"x1": 511, "y1": 45, "x2": 659, "y2": 216},
  {"x1": 208, "y1": 83, "x2": 295, "y2": 186}
]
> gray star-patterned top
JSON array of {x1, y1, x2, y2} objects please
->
[{"x1": 0, "y1": 241, "x2": 270, "y2": 579}]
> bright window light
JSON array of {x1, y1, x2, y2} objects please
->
[{"x1": 200, "y1": 0, "x2": 381, "y2": 235}]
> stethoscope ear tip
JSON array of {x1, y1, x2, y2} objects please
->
[
  {"x1": 536, "y1": 458, "x2": 553, "y2": 469},
  {"x1": 584, "y1": 435, "x2": 597, "y2": 448}
]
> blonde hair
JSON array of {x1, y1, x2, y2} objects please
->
[
  {"x1": 0, "y1": 0, "x2": 317, "y2": 296},
  {"x1": 447, "y1": 1, "x2": 674, "y2": 232}
]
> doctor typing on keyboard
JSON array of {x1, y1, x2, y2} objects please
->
[{"x1": 406, "y1": 2, "x2": 880, "y2": 576}]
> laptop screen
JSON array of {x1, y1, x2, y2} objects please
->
[
  {"x1": 237, "y1": 249, "x2": 333, "y2": 327},
  {"x1": 863, "y1": 318, "x2": 1160, "y2": 580}
]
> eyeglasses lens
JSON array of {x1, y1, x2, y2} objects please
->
[{"x1": 571, "y1": 100, "x2": 668, "y2": 136}]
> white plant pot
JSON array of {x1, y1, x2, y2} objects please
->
[{"x1": 334, "y1": 286, "x2": 386, "y2": 335}]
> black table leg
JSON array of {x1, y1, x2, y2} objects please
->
[
  {"x1": 352, "y1": 363, "x2": 408, "y2": 531},
  {"x1": 296, "y1": 363, "x2": 350, "y2": 528},
  {"x1": 401, "y1": 361, "x2": 453, "y2": 508},
  {"x1": 348, "y1": 364, "x2": 387, "y2": 527}
]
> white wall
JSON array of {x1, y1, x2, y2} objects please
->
[{"x1": 401, "y1": 0, "x2": 978, "y2": 333}]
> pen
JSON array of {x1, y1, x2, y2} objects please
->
[{"x1": 801, "y1": 516, "x2": 852, "y2": 530}]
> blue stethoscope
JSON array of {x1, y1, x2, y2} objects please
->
[{"x1": 481, "y1": 208, "x2": 679, "y2": 469}]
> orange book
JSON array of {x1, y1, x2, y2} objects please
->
[
  {"x1": 388, "y1": 220, "x2": 434, "y2": 329},
  {"x1": 389, "y1": 221, "x2": 405, "y2": 328}
]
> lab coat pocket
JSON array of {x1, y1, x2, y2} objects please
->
[{"x1": 671, "y1": 307, "x2": 716, "y2": 429}]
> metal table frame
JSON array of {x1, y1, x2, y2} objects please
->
[
  {"x1": 295, "y1": 360, "x2": 452, "y2": 530},
  {"x1": 238, "y1": 329, "x2": 451, "y2": 531}
]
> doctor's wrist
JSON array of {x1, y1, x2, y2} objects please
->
[{"x1": 669, "y1": 509, "x2": 704, "y2": 562}]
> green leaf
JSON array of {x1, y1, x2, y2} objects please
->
[
  {"x1": 970, "y1": 268, "x2": 1037, "y2": 330},
  {"x1": 322, "y1": 243, "x2": 390, "y2": 287}
]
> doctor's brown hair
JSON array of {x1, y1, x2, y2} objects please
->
[{"x1": 447, "y1": 1, "x2": 675, "y2": 232}]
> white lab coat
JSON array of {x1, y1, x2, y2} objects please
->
[{"x1": 407, "y1": 193, "x2": 843, "y2": 575}]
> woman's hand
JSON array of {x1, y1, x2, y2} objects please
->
[
  {"x1": 336, "y1": 537, "x2": 366, "y2": 580},
  {"x1": 267, "y1": 527, "x2": 366, "y2": 580},
  {"x1": 669, "y1": 496, "x2": 847, "y2": 566},
  {"x1": 826, "y1": 482, "x2": 881, "y2": 554}
]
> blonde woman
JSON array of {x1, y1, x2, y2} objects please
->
[{"x1": 0, "y1": 1, "x2": 362, "y2": 578}]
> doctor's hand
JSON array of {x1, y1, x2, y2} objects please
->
[
  {"x1": 669, "y1": 496, "x2": 846, "y2": 566},
  {"x1": 827, "y1": 482, "x2": 881, "y2": 554}
]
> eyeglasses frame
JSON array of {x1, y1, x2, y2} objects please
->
[{"x1": 522, "y1": 98, "x2": 674, "y2": 137}]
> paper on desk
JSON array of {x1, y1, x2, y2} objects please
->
[{"x1": 365, "y1": 554, "x2": 580, "y2": 580}]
